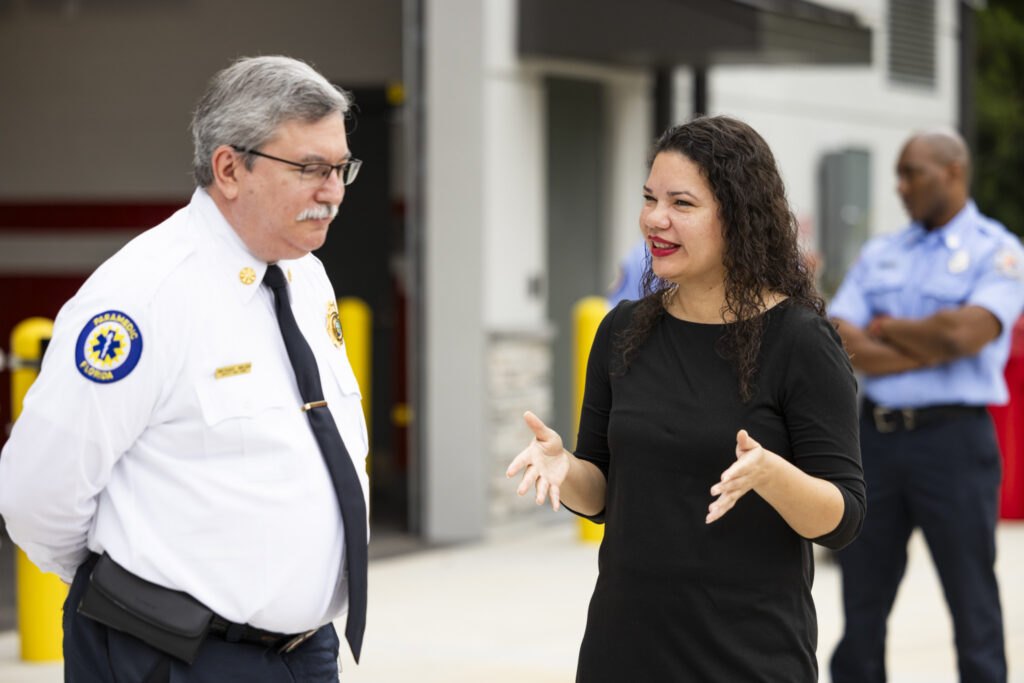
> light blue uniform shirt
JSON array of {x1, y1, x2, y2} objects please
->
[
  {"x1": 829, "y1": 200, "x2": 1024, "y2": 408},
  {"x1": 608, "y1": 239, "x2": 649, "y2": 305}
]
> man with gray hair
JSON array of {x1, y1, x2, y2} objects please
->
[
  {"x1": 0, "y1": 55, "x2": 368, "y2": 682},
  {"x1": 829, "y1": 129, "x2": 1024, "y2": 682}
]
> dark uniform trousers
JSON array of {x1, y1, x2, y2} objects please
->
[
  {"x1": 63, "y1": 557, "x2": 342, "y2": 682},
  {"x1": 831, "y1": 410, "x2": 1007, "y2": 683}
]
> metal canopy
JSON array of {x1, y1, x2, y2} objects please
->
[{"x1": 518, "y1": 0, "x2": 872, "y2": 68}]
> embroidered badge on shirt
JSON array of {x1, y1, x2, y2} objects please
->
[
  {"x1": 995, "y1": 248, "x2": 1023, "y2": 280},
  {"x1": 326, "y1": 301, "x2": 344, "y2": 348},
  {"x1": 75, "y1": 310, "x2": 143, "y2": 383},
  {"x1": 947, "y1": 249, "x2": 970, "y2": 274}
]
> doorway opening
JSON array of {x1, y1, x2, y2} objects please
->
[{"x1": 319, "y1": 86, "x2": 421, "y2": 557}]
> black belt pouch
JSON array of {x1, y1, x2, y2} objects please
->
[{"x1": 77, "y1": 553, "x2": 213, "y2": 664}]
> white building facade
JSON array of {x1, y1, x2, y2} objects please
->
[{"x1": 422, "y1": 0, "x2": 964, "y2": 541}]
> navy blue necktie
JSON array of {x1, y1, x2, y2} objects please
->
[{"x1": 263, "y1": 264, "x2": 367, "y2": 662}]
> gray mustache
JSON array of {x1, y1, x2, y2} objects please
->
[{"x1": 296, "y1": 204, "x2": 339, "y2": 222}]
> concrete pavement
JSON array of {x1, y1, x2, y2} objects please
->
[{"x1": 2, "y1": 517, "x2": 1022, "y2": 682}]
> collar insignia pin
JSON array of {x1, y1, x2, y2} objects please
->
[{"x1": 239, "y1": 267, "x2": 257, "y2": 285}]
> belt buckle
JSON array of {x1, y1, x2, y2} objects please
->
[
  {"x1": 872, "y1": 404, "x2": 899, "y2": 433},
  {"x1": 901, "y1": 408, "x2": 916, "y2": 431},
  {"x1": 278, "y1": 629, "x2": 318, "y2": 654}
]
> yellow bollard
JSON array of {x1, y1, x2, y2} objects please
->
[
  {"x1": 573, "y1": 297, "x2": 609, "y2": 543},
  {"x1": 10, "y1": 317, "x2": 67, "y2": 662},
  {"x1": 339, "y1": 298, "x2": 372, "y2": 469}
]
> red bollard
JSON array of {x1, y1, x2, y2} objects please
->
[{"x1": 989, "y1": 316, "x2": 1024, "y2": 519}]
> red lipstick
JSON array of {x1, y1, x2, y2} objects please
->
[{"x1": 648, "y1": 237, "x2": 680, "y2": 257}]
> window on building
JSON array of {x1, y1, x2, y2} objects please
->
[{"x1": 888, "y1": 0, "x2": 936, "y2": 87}]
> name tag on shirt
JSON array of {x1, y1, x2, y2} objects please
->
[{"x1": 214, "y1": 363, "x2": 252, "y2": 379}]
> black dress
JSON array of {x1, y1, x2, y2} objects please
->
[{"x1": 571, "y1": 299, "x2": 865, "y2": 682}]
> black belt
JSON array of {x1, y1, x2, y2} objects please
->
[
  {"x1": 864, "y1": 398, "x2": 987, "y2": 433},
  {"x1": 78, "y1": 552, "x2": 320, "y2": 662},
  {"x1": 208, "y1": 615, "x2": 319, "y2": 653}
]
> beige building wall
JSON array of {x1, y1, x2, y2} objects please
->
[{"x1": 0, "y1": 0, "x2": 401, "y2": 200}]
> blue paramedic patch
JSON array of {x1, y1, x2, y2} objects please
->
[{"x1": 75, "y1": 310, "x2": 143, "y2": 383}]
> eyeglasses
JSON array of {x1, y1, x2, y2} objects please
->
[{"x1": 231, "y1": 145, "x2": 362, "y2": 186}]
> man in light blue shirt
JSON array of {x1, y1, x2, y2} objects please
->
[
  {"x1": 829, "y1": 130, "x2": 1024, "y2": 683},
  {"x1": 607, "y1": 238, "x2": 649, "y2": 306}
]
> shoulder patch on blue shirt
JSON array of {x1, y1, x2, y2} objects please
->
[
  {"x1": 994, "y1": 248, "x2": 1023, "y2": 280},
  {"x1": 75, "y1": 310, "x2": 143, "y2": 383}
]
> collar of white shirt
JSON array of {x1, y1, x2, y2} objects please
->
[{"x1": 189, "y1": 187, "x2": 269, "y2": 305}]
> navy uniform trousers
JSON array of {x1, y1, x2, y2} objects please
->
[
  {"x1": 831, "y1": 410, "x2": 1007, "y2": 683},
  {"x1": 63, "y1": 557, "x2": 342, "y2": 682}
]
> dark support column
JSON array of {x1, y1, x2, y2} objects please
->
[
  {"x1": 654, "y1": 66, "x2": 674, "y2": 135},
  {"x1": 693, "y1": 65, "x2": 708, "y2": 118},
  {"x1": 402, "y1": 0, "x2": 424, "y2": 536},
  {"x1": 654, "y1": 63, "x2": 710, "y2": 134}
]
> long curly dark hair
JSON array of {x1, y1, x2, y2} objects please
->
[{"x1": 617, "y1": 116, "x2": 825, "y2": 401}]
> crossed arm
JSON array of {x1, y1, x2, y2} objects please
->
[{"x1": 833, "y1": 304, "x2": 1001, "y2": 376}]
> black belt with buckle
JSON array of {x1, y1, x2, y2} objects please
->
[
  {"x1": 208, "y1": 615, "x2": 319, "y2": 653},
  {"x1": 864, "y1": 398, "x2": 987, "y2": 433}
]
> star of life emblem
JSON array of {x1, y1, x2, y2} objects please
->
[{"x1": 75, "y1": 310, "x2": 143, "y2": 383}]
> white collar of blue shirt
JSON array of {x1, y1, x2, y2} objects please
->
[
  {"x1": 905, "y1": 199, "x2": 978, "y2": 251},
  {"x1": 189, "y1": 187, "x2": 272, "y2": 304}
]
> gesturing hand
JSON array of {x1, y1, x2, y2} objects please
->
[
  {"x1": 706, "y1": 429, "x2": 773, "y2": 524},
  {"x1": 506, "y1": 411, "x2": 571, "y2": 511}
]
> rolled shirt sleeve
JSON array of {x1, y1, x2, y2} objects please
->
[
  {"x1": 828, "y1": 244, "x2": 878, "y2": 328},
  {"x1": 968, "y1": 236, "x2": 1024, "y2": 336}
]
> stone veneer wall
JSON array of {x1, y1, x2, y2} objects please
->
[{"x1": 486, "y1": 330, "x2": 556, "y2": 523}]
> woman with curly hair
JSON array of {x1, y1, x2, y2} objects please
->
[{"x1": 508, "y1": 116, "x2": 866, "y2": 681}]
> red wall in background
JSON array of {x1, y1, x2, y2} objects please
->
[{"x1": 990, "y1": 317, "x2": 1024, "y2": 520}]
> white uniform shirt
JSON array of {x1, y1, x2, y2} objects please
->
[{"x1": 0, "y1": 188, "x2": 369, "y2": 633}]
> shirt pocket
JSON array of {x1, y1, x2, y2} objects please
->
[
  {"x1": 324, "y1": 349, "x2": 368, "y2": 456},
  {"x1": 192, "y1": 367, "x2": 296, "y2": 477},
  {"x1": 862, "y1": 262, "x2": 907, "y2": 313},
  {"x1": 920, "y1": 272, "x2": 973, "y2": 307},
  {"x1": 324, "y1": 347, "x2": 362, "y2": 399}
]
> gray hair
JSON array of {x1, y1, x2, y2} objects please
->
[{"x1": 191, "y1": 55, "x2": 351, "y2": 187}]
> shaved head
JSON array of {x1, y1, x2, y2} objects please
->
[
  {"x1": 896, "y1": 129, "x2": 971, "y2": 229},
  {"x1": 907, "y1": 128, "x2": 971, "y2": 182}
]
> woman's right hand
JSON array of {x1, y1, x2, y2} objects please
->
[{"x1": 506, "y1": 411, "x2": 571, "y2": 510}]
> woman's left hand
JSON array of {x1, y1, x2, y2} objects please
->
[{"x1": 706, "y1": 429, "x2": 774, "y2": 524}]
